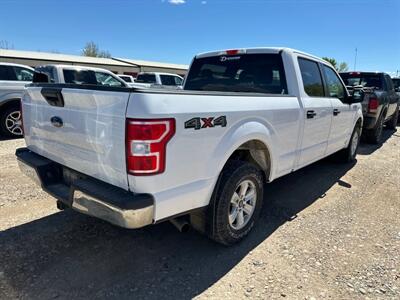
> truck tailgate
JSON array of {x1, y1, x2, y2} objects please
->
[{"x1": 23, "y1": 86, "x2": 131, "y2": 190}]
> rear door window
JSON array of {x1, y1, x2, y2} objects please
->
[
  {"x1": 174, "y1": 76, "x2": 183, "y2": 85},
  {"x1": 0, "y1": 65, "x2": 16, "y2": 80},
  {"x1": 298, "y1": 58, "x2": 324, "y2": 97},
  {"x1": 184, "y1": 53, "x2": 288, "y2": 94}
]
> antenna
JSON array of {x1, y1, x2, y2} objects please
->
[{"x1": 354, "y1": 48, "x2": 358, "y2": 71}]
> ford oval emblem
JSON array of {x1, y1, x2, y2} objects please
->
[{"x1": 50, "y1": 116, "x2": 63, "y2": 128}]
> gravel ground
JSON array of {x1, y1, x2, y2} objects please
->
[{"x1": 0, "y1": 128, "x2": 399, "y2": 300}]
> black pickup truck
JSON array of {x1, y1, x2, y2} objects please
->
[{"x1": 340, "y1": 72, "x2": 399, "y2": 144}]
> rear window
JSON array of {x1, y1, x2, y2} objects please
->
[
  {"x1": 160, "y1": 75, "x2": 178, "y2": 86},
  {"x1": 136, "y1": 74, "x2": 156, "y2": 84},
  {"x1": 120, "y1": 76, "x2": 133, "y2": 83},
  {"x1": 184, "y1": 53, "x2": 288, "y2": 94},
  {"x1": 340, "y1": 73, "x2": 383, "y2": 89}
]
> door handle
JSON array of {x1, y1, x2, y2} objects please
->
[
  {"x1": 333, "y1": 109, "x2": 341, "y2": 116},
  {"x1": 306, "y1": 110, "x2": 317, "y2": 119}
]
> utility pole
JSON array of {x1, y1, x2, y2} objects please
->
[{"x1": 354, "y1": 48, "x2": 358, "y2": 71}]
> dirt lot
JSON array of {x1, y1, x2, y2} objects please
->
[{"x1": 0, "y1": 128, "x2": 399, "y2": 300}]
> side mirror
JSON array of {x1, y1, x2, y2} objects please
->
[{"x1": 346, "y1": 89, "x2": 364, "y2": 103}]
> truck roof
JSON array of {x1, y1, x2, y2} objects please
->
[
  {"x1": 0, "y1": 62, "x2": 34, "y2": 70},
  {"x1": 138, "y1": 72, "x2": 183, "y2": 78},
  {"x1": 340, "y1": 71, "x2": 391, "y2": 76},
  {"x1": 37, "y1": 64, "x2": 118, "y2": 74},
  {"x1": 195, "y1": 47, "x2": 327, "y2": 64}
]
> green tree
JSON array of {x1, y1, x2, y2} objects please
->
[
  {"x1": 322, "y1": 57, "x2": 348, "y2": 72},
  {"x1": 81, "y1": 41, "x2": 111, "y2": 58}
]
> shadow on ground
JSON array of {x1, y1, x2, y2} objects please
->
[{"x1": 0, "y1": 156, "x2": 357, "y2": 299}]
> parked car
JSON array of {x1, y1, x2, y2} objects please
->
[
  {"x1": 17, "y1": 48, "x2": 363, "y2": 245},
  {"x1": 0, "y1": 62, "x2": 34, "y2": 137},
  {"x1": 134, "y1": 72, "x2": 183, "y2": 88},
  {"x1": 33, "y1": 64, "x2": 127, "y2": 87},
  {"x1": 340, "y1": 72, "x2": 399, "y2": 143},
  {"x1": 118, "y1": 74, "x2": 135, "y2": 83}
]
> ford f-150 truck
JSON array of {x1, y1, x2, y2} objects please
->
[{"x1": 16, "y1": 48, "x2": 363, "y2": 245}]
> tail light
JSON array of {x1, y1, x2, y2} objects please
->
[
  {"x1": 126, "y1": 118, "x2": 175, "y2": 175},
  {"x1": 368, "y1": 97, "x2": 379, "y2": 113},
  {"x1": 219, "y1": 49, "x2": 246, "y2": 56}
]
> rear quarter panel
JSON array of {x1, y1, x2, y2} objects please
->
[{"x1": 126, "y1": 92, "x2": 302, "y2": 220}]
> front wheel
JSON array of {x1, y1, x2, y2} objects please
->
[
  {"x1": 0, "y1": 105, "x2": 23, "y2": 138},
  {"x1": 208, "y1": 160, "x2": 264, "y2": 245},
  {"x1": 335, "y1": 124, "x2": 361, "y2": 163}
]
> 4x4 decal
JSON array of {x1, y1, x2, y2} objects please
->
[{"x1": 184, "y1": 116, "x2": 227, "y2": 130}]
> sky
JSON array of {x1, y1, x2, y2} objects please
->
[{"x1": 0, "y1": 0, "x2": 399, "y2": 75}]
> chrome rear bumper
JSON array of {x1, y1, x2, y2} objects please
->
[{"x1": 16, "y1": 147, "x2": 154, "y2": 229}]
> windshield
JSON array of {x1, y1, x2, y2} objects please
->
[
  {"x1": 340, "y1": 73, "x2": 383, "y2": 89},
  {"x1": 184, "y1": 53, "x2": 288, "y2": 94}
]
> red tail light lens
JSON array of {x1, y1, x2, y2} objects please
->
[
  {"x1": 368, "y1": 97, "x2": 379, "y2": 113},
  {"x1": 126, "y1": 118, "x2": 175, "y2": 175}
]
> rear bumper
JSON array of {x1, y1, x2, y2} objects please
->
[{"x1": 15, "y1": 148, "x2": 154, "y2": 229}]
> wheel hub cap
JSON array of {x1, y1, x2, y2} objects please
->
[
  {"x1": 229, "y1": 180, "x2": 257, "y2": 230},
  {"x1": 5, "y1": 110, "x2": 23, "y2": 136}
]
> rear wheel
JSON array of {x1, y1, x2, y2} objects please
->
[
  {"x1": 0, "y1": 105, "x2": 23, "y2": 138},
  {"x1": 386, "y1": 105, "x2": 399, "y2": 130},
  {"x1": 207, "y1": 160, "x2": 264, "y2": 245},
  {"x1": 365, "y1": 113, "x2": 384, "y2": 144}
]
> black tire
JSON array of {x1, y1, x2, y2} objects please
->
[
  {"x1": 207, "y1": 160, "x2": 264, "y2": 246},
  {"x1": 335, "y1": 124, "x2": 361, "y2": 163},
  {"x1": 364, "y1": 113, "x2": 384, "y2": 144},
  {"x1": 0, "y1": 105, "x2": 23, "y2": 138},
  {"x1": 386, "y1": 105, "x2": 399, "y2": 130}
]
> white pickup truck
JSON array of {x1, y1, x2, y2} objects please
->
[{"x1": 17, "y1": 48, "x2": 363, "y2": 245}]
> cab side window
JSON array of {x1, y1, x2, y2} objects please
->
[
  {"x1": 94, "y1": 72, "x2": 125, "y2": 87},
  {"x1": 384, "y1": 75, "x2": 394, "y2": 92},
  {"x1": 322, "y1": 65, "x2": 345, "y2": 100},
  {"x1": 298, "y1": 58, "x2": 324, "y2": 97},
  {"x1": 13, "y1": 66, "x2": 34, "y2": 82}
]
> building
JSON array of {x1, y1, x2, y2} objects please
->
[{"x1": 0, "y1": 49, "x2": 188, "y2": 77}]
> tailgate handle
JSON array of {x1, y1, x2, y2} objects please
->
[{"x1": 41, "y1": 88, "x2": 64, "y2": 107}]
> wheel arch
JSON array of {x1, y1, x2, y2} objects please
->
[
  {"x1": 0, "y1": 98, "x2": 21, "y2": 111},
  {"x1": 209, "y1": 120, "x2": 276, "y2": 183}
]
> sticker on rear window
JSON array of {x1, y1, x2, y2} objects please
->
[{"x1": 220, "y1": 56, "x2": 241, "y2": 62}]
